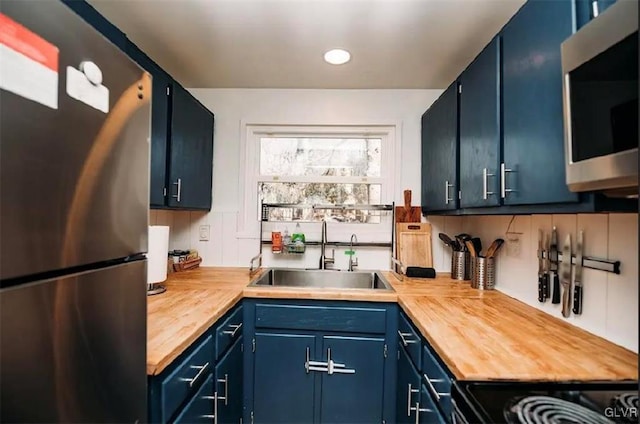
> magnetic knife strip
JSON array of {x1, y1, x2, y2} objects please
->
[{"x1": 538, "y1": 250, "x2": 621, "y2": 274}]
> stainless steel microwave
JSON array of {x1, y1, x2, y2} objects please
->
[{"x1": 561, "y1": 0, "x2": 638, "y2": 197}]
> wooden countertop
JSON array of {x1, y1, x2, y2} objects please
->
[{"x1": 148, "y1": 267, "x2": 638, "y2": 381}]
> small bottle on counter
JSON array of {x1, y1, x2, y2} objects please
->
[{"x1": 272, "y1": 230, "x2": 282, "y2": 253}]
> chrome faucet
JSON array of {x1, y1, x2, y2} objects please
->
[
  {"x1": 348, "y1": 234, "x2": 359, "y2": 271},
  {"x1": 319, "y1": 221, "x2": 335, "y2": 270}
]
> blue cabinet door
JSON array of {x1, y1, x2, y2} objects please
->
[
  {"x1": 501, "y1": 0, "x2": 578, "y2": 205},
  {"x1": 576, "y1": 0, "x2": 618, "y2": 28},
  {"x1": 319, "y1": 336, "x2": 385, "y2": 424},
  {"x1": 421, "y1": 81, "x2": 459, "y2": 212},
  {"x1": 168, "y1": 83, "x2": 214, "y2": 210},
  {"x1": 253, "y1": 332, "x2": 316, "y2": 423},
  {"x1": 396, "y1": 343, "x2": 421, "y2": 424},
  {"x1": 126, "y1": 43, "x2": 170, "y2": 208},
  {"x1": 215, "y1": 337, "x2": 243, "y2": 424},
  {"x1": 459, "y1": 36, "x2": 501, "y2": 208}
]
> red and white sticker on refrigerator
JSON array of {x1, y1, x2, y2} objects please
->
[{"x1": 0, "y1": 13, "x2": 59, "y2": 109}]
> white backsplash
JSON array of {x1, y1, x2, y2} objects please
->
[{"x1": 428, "y1": 213, "x2": 639, "y2": 353}]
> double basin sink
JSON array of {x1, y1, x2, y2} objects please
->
[{"x1": 249, "y1": 268, "x2": 393, "y2": 291}]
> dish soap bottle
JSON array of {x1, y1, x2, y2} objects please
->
[
  {"x1": 291, "y1": 223, "x2": 305, "y2": 253},
  {"x1": 283, "y1": 227, "x2": 291, "y2": 252}
]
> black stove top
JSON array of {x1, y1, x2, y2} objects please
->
[{"x1": 452, "y1": 381, "x2": 639, "y2": 424}]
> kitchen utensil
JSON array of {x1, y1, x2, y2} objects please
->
[
  {"x1": 550, "y1": 227, "x2": 561, "y2": 304},
  {"x1": 438, "y1": 233, "x2": 458, "y2": 251},
  {"x1": 465, "y1": 240, "x2": 477, "y2": 258},
  {"x1": 471, "y1": 237, "x2": 482, "y2": 256},
  {"x1": 573, "y1": 230, "x2": 584, "y2": 315},
  {"x1": 455, "y1": 233, "x2": 472, "y2": 251},
  {"x1": 544, "y1": 233, "x2": 551, "y2": 299},
  {"x1": 485, "y1": 238, "x2": 504, "y2": 258},
  {"x1": 537, "y1": 229, "x2": 546, "y2": 302},
  {"x1": 396, "y1": 223, "x2": 433, "y2": 268},
  {"x1": 561, "y1": 234, "x2": 572, "y2": 318},
  {"x1": 395, "y1": 190, "x2": 422, "y2": 223}
]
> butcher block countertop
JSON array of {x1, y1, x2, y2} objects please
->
[{"x1": 147, "y1": 267, "x2": 638, "y2": 381}]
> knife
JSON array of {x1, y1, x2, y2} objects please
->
[
  {"x1": 573, "y1": 230, "x2": 584, "y2": 315},
  {"x1": 543, "y1": 233, "x2": 551, "y2": 300},
  {"x1": 537, "y1": 229, "x2": 546, "y2": 302},
  {"x1": 561, "y1": 234, "x2": 572, "y2": 318},
  {"x1": 550, "y1": 227, "x2": 561, "y2": 304}
]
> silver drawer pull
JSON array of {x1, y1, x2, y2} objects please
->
[
  {"x1": 407, "y1": 384, "x2": 419, "y2": 416},
  {"x1": 398, "y1": 330, "x2": 416, "y2": 346},
  {"x1": 217, "y1": 374, "x2": 228, "y2": 405},
  {"x1": 410, "y1": 402, "x2": 433, "y2": 424},
  {"x1": 180, "y1": 362, "x2": 209, "y2": 387},
  {"x1": 423, "y1": 373, "x2": 449, "y2": 401},
  {"x1": 172, "y1": 178, "x2": 182, "y2": 202},
  {"x1": 222, "y1": 323, "x2": 243, "y2": 337}
]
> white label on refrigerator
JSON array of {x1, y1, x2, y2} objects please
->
[
  {"x1": 0, "y1": 13, "x2": 59, "y2": 109},
  {"x1": 66, "y1": 66, "x2": 109, "y2": 113}
]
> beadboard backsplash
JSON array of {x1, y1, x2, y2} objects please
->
[{"x1": 428, "y1": 213, "x2": 638, "y2": 353}]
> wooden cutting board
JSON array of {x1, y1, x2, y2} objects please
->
[
  {"x1": 396, "y1": 222, "x2": 433, "y2": 268},
  {"x1": 395, "y1": 190, "x2": 421, "y2": 223}
]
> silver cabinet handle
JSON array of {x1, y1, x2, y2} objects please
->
[
  {"x1": 423, "y1": 373, "x2": 449, "y2": 401},
  {"x1": 445, "y1": 180, "x2": 454, "y2": 204},
  {"x1": 201, "y1": 391, "x2": 218, "y2": 424},
  {"x1": 451, "y1": 398, "x2": 469, "y2": 424},
  {"x1": 305, "y1": 346, "x2": 328, "y2": 373},
  {"x1": 398, "y1": 330, "x2": 416, "y2": 346},
  {"x1": 591, "y1": 0, "x2": 599, "y2": 17},
  {"x1": 411, "y1": 402, "x2": 433, "y2": 424},
  {"x1": 180, "y1": 362, "x2": 209, "y2": 387},
  {"x1": 172, "y1": 178, "x2": 182, "y2": 202},
  {"x1": 217, "y1": 374, "x2": 228, "y2": 406},
  {"x1": 326, "y1": 347, "x2": 355, "y2": 375},
  {"x1": 407, "y1": 383, "x2": 419, "y2": 417},
  {"x1": 500, "y1": 163, "x2": 517, "y2": 198},
  {"x1": 222, "y1": 323, "x2": 243, "y2": 337},
  {"x1": 483, "y1": 168, "x2": 495, "y2": 200}
]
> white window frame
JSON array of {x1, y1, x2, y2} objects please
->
[{"x1": 238, "y1": 123, "x2": 400, "y2": 238}]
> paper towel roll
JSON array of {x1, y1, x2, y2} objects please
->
[{"x1": 147, "y1": 226, "x2": 170, "y2": 284}]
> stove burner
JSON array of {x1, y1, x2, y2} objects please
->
[
  {"x1": 504, "y1": 395, "x2": 613, "y2": 424},
  {"x1": 609, "y1": 393, "x2": 639, "y2": 423}
]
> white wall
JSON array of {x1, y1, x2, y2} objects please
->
[
  {"x1": 428, "y1": 213, "x2": 639, "y2": 352},
  {"x1": 150, "y1": 88, "x2": 443, "y2": 268}
]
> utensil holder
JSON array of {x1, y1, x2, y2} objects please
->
[
  {"x1": 471, "y1": 256, "x2": 496, "y2": 290},
  {"x1": 451, "y1": 250, "x2": 470, "y2": 280}
]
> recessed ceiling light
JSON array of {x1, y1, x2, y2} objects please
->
[{"x1": 324, "y1": 49, "x2": 351, "y2": 65}]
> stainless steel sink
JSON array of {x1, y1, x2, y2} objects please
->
[{"x1": 249, "y1": 268, "x2": 393, "y2": 290}]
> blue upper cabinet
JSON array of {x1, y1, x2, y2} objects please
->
[
  {"x1": 501, "y1": 0, "x2": 578, "y2": 206},
  {"x1": 421, "y1": 81, "x2": 459, "y2": 212},
  {"x1": 575, "y1": 0, "x2": 618, "y2": 29},
  {"x1": 126, "y1": 43, "x2": 171, "y2": 208},
  {"x1": 459, "y1": 36, "x2": 501, "y2": 208}
]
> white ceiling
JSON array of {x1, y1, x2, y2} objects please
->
[{"x1": 88, "y1": 0, "x2": 525, "y2": 89}]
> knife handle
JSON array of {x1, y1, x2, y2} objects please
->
[
  {"x1": 551, "y1": 273, "x2": 561, "y2": 304},
  {"x1": 538, "y1": 274, "x2": 545, "y2": 302},
  {"x1": 543, "y1": 273, "x2": 550, "y2": 300},
  {"x1": 572, "y1": 285, "x2": 582, "y2": 315}
]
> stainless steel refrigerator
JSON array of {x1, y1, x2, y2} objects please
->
[{"x1": 0, "y1": 1, "x2": 150, "y2": 422}]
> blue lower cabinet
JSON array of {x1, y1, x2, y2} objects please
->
[
  {"x1": 319, "y1": 336, "x2": 385, "y2": 423},
  {"x1": 174, "y1": 374, "x2": 215, "y2": 424},
  {"x1": 253, "y1": 332, "x2": 316, "y2": 423},
  {"x1": 245, "y1": 299, "x2": 397, "y2": 424},
  {"x1": 215, "y1": 337, "x2": 243, "y2": 424},
  {"x1": 397, "y1": 344, "x2": 422, "y2": 424}
]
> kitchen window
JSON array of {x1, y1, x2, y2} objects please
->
[{"x1": 240, "y1": 124, "x2": 397, "y2": 235}]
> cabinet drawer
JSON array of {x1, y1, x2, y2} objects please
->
[
  {"x1": 173, "y1": 373, "x2": 214, "y2": 424},
  {"x1": 161, "y1": 334, "x2": 214, "y2": 422},
  {"x1": 255, "y1": 303, "x2": 387, "y2": 334},
  {"x1": 215, "y1": 305, "x2": 243, "y2": 360},
  {"x1": 399, "y1": 313, "x2": 422, "y2": 369},
  {"x1": 422, "y1": 345, "x2": 451, "y2": 417}
]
